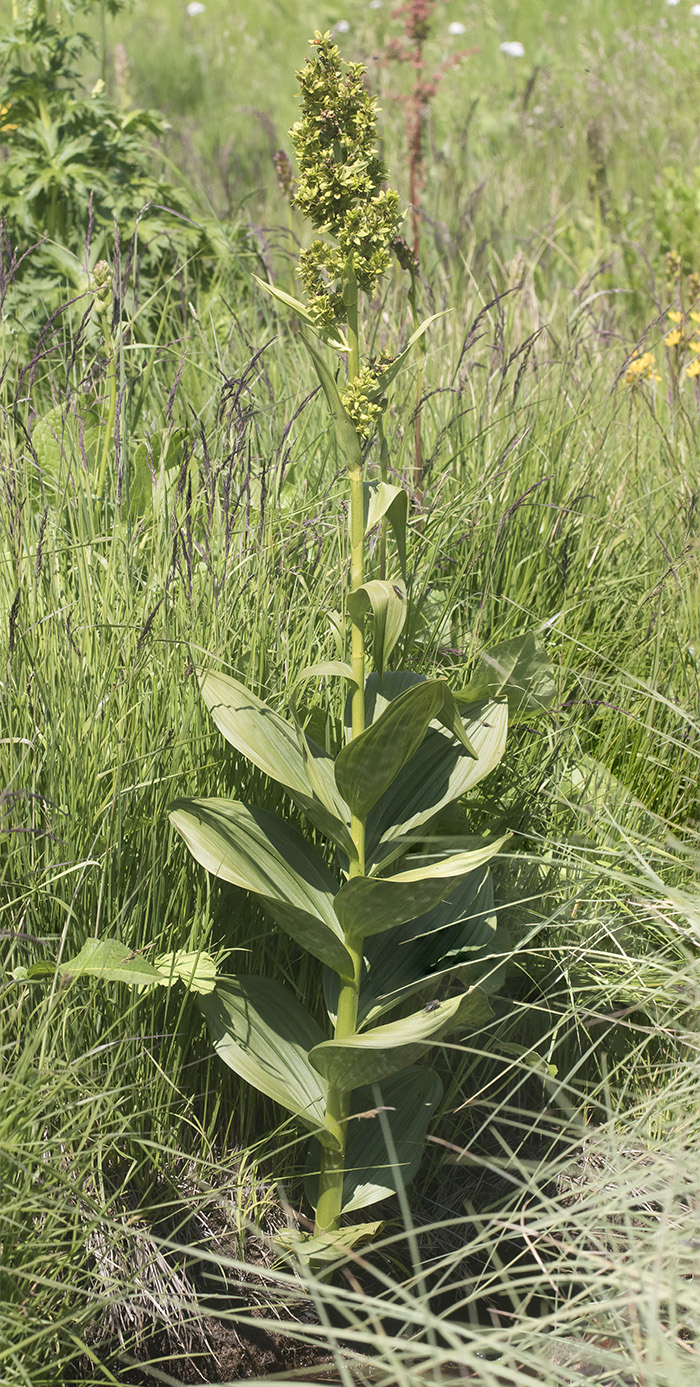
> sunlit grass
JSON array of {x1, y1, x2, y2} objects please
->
[{"x1": 1, "y1": 0, "x2": 700, "y2": 1379}]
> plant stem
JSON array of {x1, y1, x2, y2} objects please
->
[
  {"x1": 315, "y1": 273, "x2": 367, "y2": 1236},
  {"x1": 345, "y1": 270, "x2": 366, "y2": 853},
  {"x1": 378, "y1": 415, "x2": 389, "y2": 582},
  {"x1": 314, "y1": 937, "x2": 363, "y2": 1232}
]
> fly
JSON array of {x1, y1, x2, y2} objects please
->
[{"x1": 424, "y1": 1000, "x2": 441, "y2": 1013}]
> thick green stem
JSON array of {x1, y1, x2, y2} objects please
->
[
  {"x1": 346, "y1": 285, "x2": 366, "y2": 864},
  {"x1": 315, "y1": 280, "x2": 367, "y2": 1237},
  {"x1": 377, "y1": 415, "x2": 389, "y2": 582},
  {"x1": 314, "y1": 937, "x2": 363, "y2": 1232},
  {"x1": 348, "y1": 463, "x2": 366, "y2": 824}
]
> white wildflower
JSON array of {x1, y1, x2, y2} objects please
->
[
  {"x1": 448, "y1": 21, "x2": 466, "y2": 35},
  {"x1": 186, "y1": 2, "x2": 205, "y2": 14},
  {"x1": 500, "y1": 40, "x2": 525, "y2": 57},
  {"x1": 368, "y1": 1, "x2": 383, "y2": 9},
  {"x1": 334, "y1": 19, "x2": 351, "y2": 32}
]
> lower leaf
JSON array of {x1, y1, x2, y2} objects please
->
[
  {"x1": 304, "y1": 1065, "x2": 443, "y2": 1213},
  {"x1": 274, "y1": 1221, "x2": 382, "y2": 1272},
  {"x1": 309, "y1": 988, "x2": 492, "y2": 1089},
  {"x1": 199, "y1": 975, "x2": 337, "y2": 1147}
]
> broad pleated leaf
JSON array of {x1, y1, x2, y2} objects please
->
[
  {"x1": 169, "y1": 798, "x2": 352, "y2": 976},
  {"x1": 390, "y1": 834, "x2": 510, "y2": 882},
  {"x1": 287, "y1": 662, "x2": 355, "y2": 841},
  {"x1": 361, "y1": 670, "x2": 425, "y2": 726},
  {"x1": 366, "y1": 702, "x2": 508, "y2": 870},
  {"x1": 309, "y1": 987, "x2": 491, "y2": 1089},
  {"x1": 324, "y1": 868, "x2": 505, "y2": 1025},
  {"x1": 347, "y1": 579, "x2": 407, "y2": 676},
  {"x1": 275, "y1": 1221, "x2": 382, "y2": 1269},
  {"x1": 200, "y1": 669, "x2": 312, "y2": 795},
  {"x1": 333, "y1": 873, "x2": 454, "y2": 941},
  {"x1": 199, "y1": 976, "x2": 335, "y2": 1145},
  {"x1": 304, "y1": 1066, "x2": 443, "y2": 1213},
  {"x1": 364, "y1": 479, "x2": 408, "y2": 577},
  {"x1": 55, "y1": 938, "x2": 163, "y2": 986},
  {"x1": 291, "y1": 660, "x2": 355, "y2": 689},
  {"x1": 335, "y1": 679, "x2": 476, "y2": 820},
  {"x1": 199, "y1": 670, "x2": 353, "y2": 853},
  {"x1": 457, "y1": 633, "x2": 556, "y2": 717},
  {"x1": 359, "y1": 870, "x2": 507, "y2": 1024},
  {"x1": 333, "y1": 835, "x2": 506, "y2": 940}
]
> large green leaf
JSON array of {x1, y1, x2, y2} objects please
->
[
  {"x1": 275, "y1": 1221, "x2": 382, "y2": 1272},
  {"x1": 388, "y1": 834, "x2": 510, "y2": 882},
  {"x1": 333, "y1": 834, "x2": 507, "y2": 940},
  {"x1": 168, "y1": 798, "x2": 352, "y2": 976},
  {"x1": 335, "y1": 679, "x2": 476, "y2": 821},
  {"x1": 366, "y1": 700, "x2": 508, "y2": 869},
  {"x1": 364, "y1": 480, "x2": 408, "y2": 577},
  {"x1": 333, "y1": 874, "x2": 454, "y2": 941},
  {"x1": 52, "y1": 938, "x2": 163, "y2": 986},
  {"x1": 457, "y1": 633, "x2": 556, "y2": 717},
  {"x1": 32, "y1": 404, "x2": 101, "y2": 488},
  {"x1": 151, "y1": 949, "x2": 218, "y2": 995},
  {"x1": 199, "y1": 671, "x2": 353, "y2": 854},
  {"x1": 358, "y1": 871, "x2": 508, "y2": 1024},
  {"x1": 199, "y1": 976, "x2": 335, "y2": 1145},
  {"x1": 324, "y1": 868, "x2": 506, "y2": 1026},
  {"x1": 287, "y1": 662, "x2": 355, "y2": 842},
  {"x1": 304, "y1": 1066, "x2": 443, "y2": 1213},
  {"x1": 309, "y1": 987, "x2": 491, "y2": 1089},
  {"x1": 360, "y1": 670, "x2": 424, "y2": 726},
  {"x1": 347, "y1": 579, "x2": 407, "y2": 677}
]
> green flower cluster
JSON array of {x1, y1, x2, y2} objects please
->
[
  {"x1": 291, "y1": 31, "x2": 401, "y2": 330},
  {"x1": 340, "y1": 363, "x2": 386, "y2": 439},
  {"x1": 92, "y1": 259, "x2": 113, "y2": 315}
]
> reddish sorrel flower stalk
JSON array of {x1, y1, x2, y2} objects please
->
[
  {"x1": 385, "y1": 1, "x2": 473, "y2": 498},
  {"x1": 387, "y1": 0, "x2": 472, "y2": 258}
]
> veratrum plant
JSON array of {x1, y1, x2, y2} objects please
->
[{"x1": 170, "y1": 33, "x2": 553, "y2": 1259}]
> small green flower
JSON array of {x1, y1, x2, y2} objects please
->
[
  {"x1": 92, "y1": 259, "x2": 113, "y2": 315},
  {"x1": 290, "y1": 31, "x2": 402, "y2": 328},
  {"x1": 341, "y1": 362, "x2": 385, "y2": 438}
]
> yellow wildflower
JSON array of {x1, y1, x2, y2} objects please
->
[
  {"x1": 664, "y1": 328, "x2": 683, "y2": 347},
  {"x1": 686, "y1": 359, "x2": 700, "y2": 378},
  {"x1": 623, "y1": 351, "x2": 660, "y2": 386},
  {"x1": 667, "y1": 310, "x2": 684, "y2": 323},
  {"x1": 689, "y1": 340, "x2": 700, "y2": 353},
  {"x1": 0, "y1": 103, "x2": 17, "y2": 132},
  {"x1": 690, "y1": 311, "x2": 700, "y2": 325}
]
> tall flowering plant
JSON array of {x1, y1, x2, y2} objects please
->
[{"x1": 168, "y1": 33, "x2": 549, "y2": 1263}]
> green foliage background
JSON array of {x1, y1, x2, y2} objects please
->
[{"x1": 1, "y1": 0, "x2": 699, "y2": 1382}]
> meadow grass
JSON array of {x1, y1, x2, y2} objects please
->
[{"x1": 1, "y1": 0, "x2": 700, "y2": 1381}]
